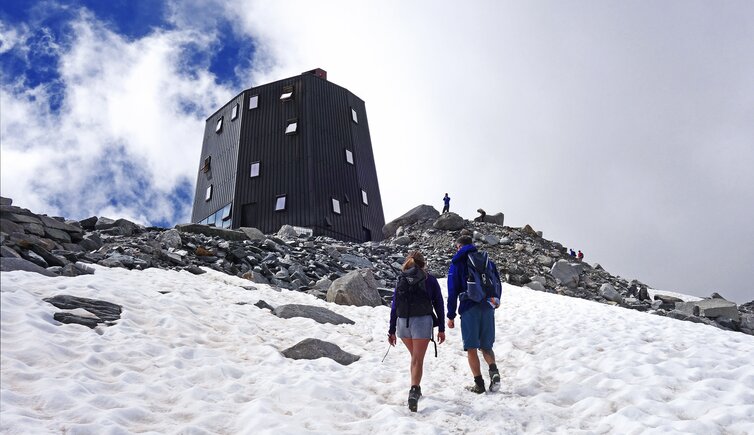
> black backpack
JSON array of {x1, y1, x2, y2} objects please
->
[{"x1": 395, "y1": 268, "x2": 434, "y2": 323}]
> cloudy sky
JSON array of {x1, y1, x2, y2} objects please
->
[{"x1": 1, "y1": 1, "x2": 752, "y2": 303}]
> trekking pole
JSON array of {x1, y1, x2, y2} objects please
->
[{"x1": 381, "y1": 344, "x2": 391, "y2": 363}]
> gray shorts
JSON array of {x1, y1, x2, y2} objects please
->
[{"x1": 396, "y1": 315, "x2": 433, "y2": 339}]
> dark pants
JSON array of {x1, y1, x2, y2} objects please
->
[{"x1": 442, "y1": 205, "x2": 449, "y2": 213}]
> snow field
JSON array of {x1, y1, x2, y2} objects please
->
[{"x1": 1, "y1": 266, "x2": 753, "y2": 434}]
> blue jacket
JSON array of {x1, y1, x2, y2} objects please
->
[
  {"x1": 389, "y1": 272, "x2": 445, "y2": 334},
  {"x1": 447, "y1": 244, "x2": 493, "y2": 319}
]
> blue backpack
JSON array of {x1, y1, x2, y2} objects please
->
[{"x1": 462, "y1": 251, "x2": 502, "y2": 304}]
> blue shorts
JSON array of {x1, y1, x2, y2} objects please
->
[
  {"x1": 396, "y1": 315, "x2": 433, "y2": 339},
  {"x1": 460, "y1": 303, "x2": 495, "y2": 350}
]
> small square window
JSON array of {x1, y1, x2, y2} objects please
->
[
  {"x1": 231, "y1": 104, "x2": 238, "y2": 120},
  {"x1": 345, "y1": 149, "x2": 354, "y2": 165},
  {"x1": 250, "y1": 161, "x2": 260, "y2": 178},
  {"x1": 332, "y1": 198, "x2": 341, "y2": 215},
  {"x1": 215, "y1": 117, "x2": 223, "y2": 133},
  {"x1": 351, "y1": 108, "x2": 358, "y2": 123},
  {"x1": 207, "y1": 213, "x2": 216, "y2": 226},
  {"x1": 202, "y1": 156, "x2": 211, "y2": 173},
  {"x1": 275, "y1": 195, "x2": 287, "y2": 211},
  {"x1": 280, "y1": 86, "x2": 294, "y2": 100},
  {"x1": 249, "y1": 95, "x2": 259, "y2": 109},
  {"x1": 205, "y1": 185, "x2": 213, "y2": 201},
  {"x1": 361, "y1": 189, "x2": 368, "y2": 205},
  {"x1": 285, "y1": 120, "x2": 298, "y2": 135}
]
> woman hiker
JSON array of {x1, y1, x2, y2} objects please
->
[{"x1": 388, "y1": 251, "x2": 446, "y2": 412}]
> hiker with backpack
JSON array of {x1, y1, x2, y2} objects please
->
[
  {"x1": 446, "y1": 235, "x2": 503, "y2": 394},
  {"x1": 388, "y1": 251, "x2": 446, "y2": 412}
]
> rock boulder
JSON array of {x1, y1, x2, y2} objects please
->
[{"x1": 327, "y1": 268, "x2": 382, "y2": 307}]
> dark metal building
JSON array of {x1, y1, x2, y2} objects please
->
[{"x1": 191, "y1": 68, "x2": 385, "y2": 242}]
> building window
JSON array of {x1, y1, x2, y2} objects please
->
[
  {"x1": 285, "y1": 119, "x2": 298, "y2": 135},
  {"x1": 351, "y1": 108, "x2": 358, "y2": 123},
  {"x1": 332, "y1": 198, "x2": 341, "y2": 215},
  {"x1": 207, "y1": 212, "x2": 216, "y2": 226},
  {"x1": 345, "y1": 149, "x2": 354, "y2": 165},
  {"x1": 231, "y1": 104, "x2": 238, "y2": 120},
  {"x1": 249, "y1": 95, "x2": 258, "y2": 109},
  {"x1": 205, "y1": 185, "x2": 212, "y2": 201},
  {"x1": 280, "y1": 85, "x2": 294, "y2": 100},
  {"x1": 250, "y1": 161, "x2": 260, "y2": 178},
  {"x1": 201, "y1": 156, "x2": 211, "y2": 173},
  {"x1": 215, "y1": 117, "x2": 223, "y2": 133},
  {"x1": 275, "y1": 195, "x2": 287, "y2": 211},
  {"x1": 221, "y1": 203, "x2": 232, "y2": 221},
  {"x1": 361, "y1": 189, "x2": 368, "y2": 205}
]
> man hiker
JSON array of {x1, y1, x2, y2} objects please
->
[
  {"x1": 577, "y1": 250, "x2": 584, "y2": 261},
  {"x1": 446, "y1": 235, "x2": 502, "y2": 394},
  {"x1": 442, "y1": 193, "x2": 451, "y2": 213}
]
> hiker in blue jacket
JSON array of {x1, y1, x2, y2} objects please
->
[
  {"x1": 447, "y1": 235, "x2": 501, "y2": 394},
  {"x1": 442, "y1": 193, "x2": 451, "y2": 213},
  {"x1": 388, "y1": 251, "x2": 446, "y2": 412}
]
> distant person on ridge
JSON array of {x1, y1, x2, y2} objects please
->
[
  {"x1": 388, "y1": 251, "x2": 446, "y2": 412},
  {"x1": 577, "y1": 250, "x2": 584, "y2": 261},
  {"x1": 569, "y1": 249, "x2": 576, "y2": 257},
  {"x1": 442, "y1": 193, "x2": 451, "y2": 213},
  {"x1": 447, "y1": 235, "x2": 503, "y2": 394}
]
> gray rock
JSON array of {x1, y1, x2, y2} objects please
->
[
  {"x1": 255, "y1": 300, "x2": 274, "y2": 311},
  {"x1": 281, "y1": 338, "x2": 360, "y2": 366},
  {"x1": 44, "y1": 295, "x2": 122, "y2": 322},
  {"x1": 0, "y1": 218, "x2": 24, "y2": 235},
  {"x1": 653, "y1": 294, "x2": 684, "y2": 304},
  {"x1": 52, "y1": 313, "x2": 100, "y2": 329},
  {"x1": 0, "y1": 211, "x2": 42, "y2": 225},
  {"x1": 666, "y1": 310, "x2": 708, "y2": 324},
  {"x1": 600, "y1": 284, "x2": 623, "y2": 303},
  {"x1": 740, "y1": 313, "x2": 754, "y2": 331},
  {"x1": 695, "y1": 299, "x2": 739, "y2": 322},
  {"x1": 340, "y1": 253, "x2": 373, "y2": 269},
  {"x1": 0, "y1": 197, "x2": 11, "y2": 206},
  {"x1": 175, "y1": 223, "x2": 248, "y2": 241},
  {"x1": 38, "y1": 215, "x2": 83, "y2": 235},
  {"x1": 78, "y1": 216, "x2": 98, "y2": 230},
  {"x1": 21, "y1": 222, "x2": 45, "y2": 236},
  {"x1": 525, "y1": 281, "x2": 546, "y2": 291},
  {"x1": 243, "y1": 271, "x2": 270, "y2": 285},
  {"x1": 273, "y1": 304, "x2": 355, "y2": 325},
  {"x1": 94, "y1": 217, "x2": 117, "y2": 230},
  {"x1": 383, "y1": 205, "x2": 440, "y2": 238},
  {"x1": 158, "y1": 229, "x2": 182, "y2": 248},
  {"x1": 392, "y1": 235, "x2": 411, "y2": 246},
  {"x1": 0, "y1": 257, "x2": 57, "y2": 276},
  {"x1": 313, "y1": 277, "x2": 333, "y2": 290},
  {"x1": 43, "y1": 227, "x2": 72, "y2": 243},
  {"x1": 74, "y1": 262, "x2": 96, "y2": 275},
  {"x1": 185, "y1": 265, "x2": 206, "y2": 275},
  {"x1": 277, "y1": 225, "x2": 299, "y2": 239},
  {"x1": 433, "y1": 212, "x2": 465, "y2": 231},
  {"x1": 482, "y1": 212, "x2": 505, "y2": 226},
  {"x1": 537, "y1": 255, "x2": 554, "y2": 267},
  {"x1": 0, "y1": 246, "x2": 21, "y2": 258},
  {"x1": 239, "y1": 227, "x2": 265, "y2": 241},
  {"x1": 550, "y1": 260, "x2": 581, "y2": 288},
  {"x1": 79, "y1": 234, "x2": 103, "y2": 251},
  {"x1": 327, "y1": 268, "x2": 382, "y2": 307}
]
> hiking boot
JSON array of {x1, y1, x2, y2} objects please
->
[
  {"x1": 465, "y1": 383, "x2": 486, "y2": 394},
  {"x1": 408, "y1": 385, "x2": 422, "y2": 412},
  {"x1": 489, "y1": 369, "x2": 501, "y2": 392}
]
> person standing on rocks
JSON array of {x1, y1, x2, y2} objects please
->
[
  {"x1": 388, "y1": 251, "x2": 446, "y2": 412},
  {"x1": 446, "y1": 235, "x2": 502, "y2": 394},
  {"x1": 442, "y1": 193, "x2": 451, "y2": 213},
  {"x1": 577, "y1": 250, "x2": 584, "y2": 261}
]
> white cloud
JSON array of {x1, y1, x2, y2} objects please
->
[{"x1": 1, "y1": 10, "x2": 234, "y2": 224}]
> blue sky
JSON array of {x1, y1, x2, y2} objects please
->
[{"x1": 1, "y1": 0, "x2": 753, "y2": 303}]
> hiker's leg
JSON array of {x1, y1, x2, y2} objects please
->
[
  {"x1": 410, "y1": 339, "x2": 430, "y2": 385},
  {"x1": 401, "y1": 337, "x2": 414, "y2": 357},
  {"x1": 467, "y1": 348, "x2": 482, "y2": 377},
  {"x1": 481, "y1": 348, "x2": 496, "y2": 365}
]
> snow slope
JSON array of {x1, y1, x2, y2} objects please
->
[{"x1": 2, "y1": 266, "x2": 753, "y2": 434}]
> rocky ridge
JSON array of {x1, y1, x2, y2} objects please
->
[{"x1": 1, "y1": 197, "x2": 751, "y2": 336}]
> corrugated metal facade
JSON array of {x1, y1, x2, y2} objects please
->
[{"x1": 191, "y1": 70, "x2": 385, "y2": 242}]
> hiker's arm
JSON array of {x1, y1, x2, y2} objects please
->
[
  {"x1": 388, "y1": 288, "x2": 398, "y2": 336},
  {"x1": 428, "y1": 276, "x2": 445, "y2": 332},
  {"x1": 446, "y1": 264, "x2": 460, "y2": 319}
]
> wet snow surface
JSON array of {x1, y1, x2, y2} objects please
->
[{"x1": 2, "y1": 266, "x2": 753, "y2": 434}]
